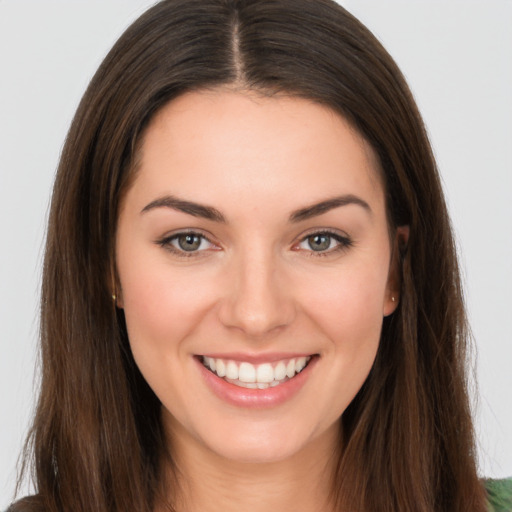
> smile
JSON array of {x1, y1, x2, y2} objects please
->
[{"x1": 201, "y1": 356, "x2": 312, "y2": 390}]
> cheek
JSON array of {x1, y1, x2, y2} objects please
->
[
  {"x1": 298, "y1": 258, "x2": 389, "y2": 378},
  {"x1": 308, "y1": 260, "x2": 388, "y2": 329},
  {"x1": 117, "y1": 255, "x2": 222, "y2": 408},
  {"x1": 120, "y1": 261, "x2": 218, "y2": 350}
]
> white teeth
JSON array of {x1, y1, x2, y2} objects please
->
[
  {"x1": 274, "y1": 361, "x2": 286, "y2": 380},
  {"x1": 286, "y1": 359, "x2": 296, "y2": 378},
  {"x1": 226, "y1": 361, "x2": 238, "y2": 380},
  {"x1": 256, "y1": 363, "x2": 274, "y2": 383},
  {"x1": 202, "y1": 355, "x2": 312, "y2": 388},
  {"x1": 239, "y1": 362, "x2": 256, "y2": 383},
  {"x1": 216, "y1": 359, "x2": 226, "y2": 377},
  {"x1": 240, "y1": 382, "x2": 258, "y2": 389},
  {"x1": 295, "y1": 356, "x2": 307, "y2": 373}
]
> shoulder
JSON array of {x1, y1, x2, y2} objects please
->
[
  {"x1": 486, "y1": 478, "x2": 512, "y2": 512},
  {"x1": 4, "y1": 495, "x2": 44, "y2": 512}
]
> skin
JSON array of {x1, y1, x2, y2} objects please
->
[{"x1": 116, "y1": 89, "x2": 405, "y2": 511}]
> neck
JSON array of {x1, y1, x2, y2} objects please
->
[{"x1": 158, "y1": 417, "x2": 340, "y2": 512}]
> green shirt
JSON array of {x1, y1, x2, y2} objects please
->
[{"x1": 486, "y1": 478, "x2": 512, "y2": 512}]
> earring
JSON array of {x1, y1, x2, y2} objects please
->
[
  {"x1": 110, "y1": 264, "x2": 119, "y2": 308},
  {"x1": 391, "y1": 296, "x2": 396, "y2": 302}
]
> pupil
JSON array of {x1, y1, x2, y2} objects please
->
[
  {"x1": 309, "y1": 234, "x2": 330, "y2": 251},
  {"x1": 178, "y1": 234, "x2": 201, "y2": 251}
]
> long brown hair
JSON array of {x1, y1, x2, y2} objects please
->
[{"x1": 14, "y1": 1, "x2": 487, "y2": 511}]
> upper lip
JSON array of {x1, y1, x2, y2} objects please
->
[{"x1": 197, "y1": 352, "x2": 317, "y2": 364}]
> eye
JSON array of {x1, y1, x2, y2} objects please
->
[
  {"x1": 174, "y1": 233, "x2": 206, "y2": 252},
  {"x1": 157, "y1": 231, "x2": 216, "y2": 257},
  {"x1": 296, "y1": 231, "x2": 352, "y2": 255}
]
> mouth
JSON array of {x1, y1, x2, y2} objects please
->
[{"x1": 199, "y1": 355, "x2": 314, "y2": 390}]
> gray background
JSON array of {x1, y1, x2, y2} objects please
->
[{"x1": 1, "y1": 0, "x2": 511, "y2": 506}]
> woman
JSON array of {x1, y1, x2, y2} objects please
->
[{"x1": 8, "y1": 0, "x2": 511, "y2": 511}]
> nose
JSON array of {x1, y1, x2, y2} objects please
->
[{"x1": 218, "y1": 248, "x2": 296, "y2": 338}]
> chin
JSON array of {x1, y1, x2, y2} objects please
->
[
  {"x1": 205, "y1": 431, "x2": 309, "y2": 464},
  {"x1": 192, "y1": 410, "x2": 337, "y2": 466}
]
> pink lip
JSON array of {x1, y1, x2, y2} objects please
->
[{"x1": 195, "y1": 355, "x2": 318, "y2": 409}]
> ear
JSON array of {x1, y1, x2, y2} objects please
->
[{"x1": 383, "y1": 225, "x2": 409, "y2": 317}]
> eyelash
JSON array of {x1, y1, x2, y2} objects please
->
[
  {"x1": 156, "y1": 229, "x2": 353, "y2": 258},
  {"x1": 157, "y1": 231, "x2": 216, "y2": 258},
  {"x1": 295, "y1": 229, "x2": 353, "y2": 257}
]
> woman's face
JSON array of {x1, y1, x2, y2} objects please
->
[{"x1": 116, "y1": 90, "x2": 401, "y2": 464}]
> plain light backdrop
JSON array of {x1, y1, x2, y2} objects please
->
[{"x1": 1, "y1": 0, "x2": 511, "y2": 507}]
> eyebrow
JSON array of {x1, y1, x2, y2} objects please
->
[
  {"x1": 140, "y1": 193, "x2": 371, "y2": 223},
  {"x1": 141, "y1": 195, "x2": 226, "y2": 222},
  {"x1": 288, "y1": 194, "x2": 372, "y2": 222}
]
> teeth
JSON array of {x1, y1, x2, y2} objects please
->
[
  {"x1": 226, "y1": 361, "x2": 238, "y2": 380},
  {"x1": 274, "y1": 361, "x2": 286, "y2": 380},
  {"x1": 256, "y1": 363, "x2": 274, "y2": 383},
  {"x1": 239, "y1": 362, "x2": 256, "y2": 383},
  {"x1": 202, "y1": 355, "x2": 312, "y2": 387},
  {"x1": 216, "y1": 359, "x2": 226, "y2": 377},
  {"x1": 295, "y1": 356, "x2": 307, "y2": 373},
  {"x1": 286, "y1": 359, "x2": 295, "y2": 378},
  {"x1": 239, "y1": 382, "x2": 258, "y2": 389}
]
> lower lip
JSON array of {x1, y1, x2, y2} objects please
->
[{"x1": 195, "y1": 356, "x2": 317, "y2": 409}]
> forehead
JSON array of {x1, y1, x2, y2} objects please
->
[{"x1": 129, "y1": 89, "x2": 385, "y2": 219}]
